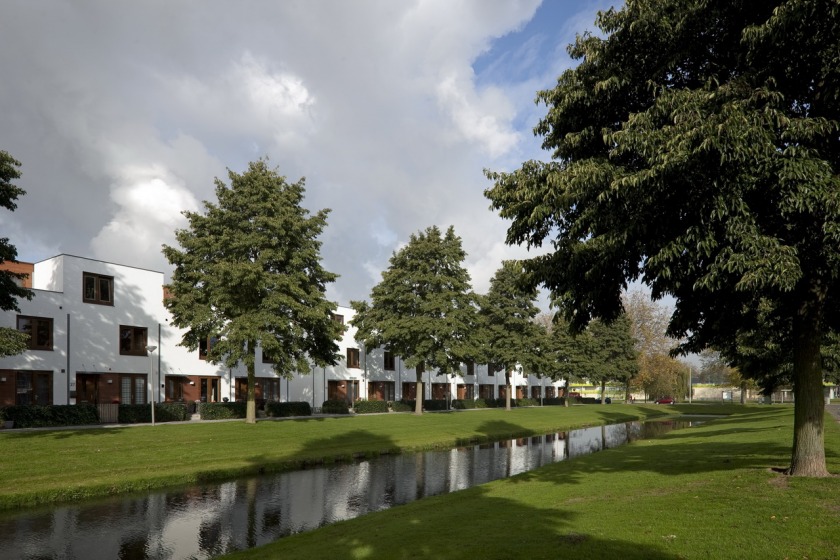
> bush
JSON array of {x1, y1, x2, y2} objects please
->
[
  {"x1": 516, "y1": 398, "x2": 539, "y2": 407},
  {"x1": 199, "y1": 402, "x2": 247, "y2": 420},
  {"x1": 2, "y1": 404, "x2": 100, "y2": 428},
  {"x1": 321, "y1": 400, "x2": 350, "y2": 414},
  {"x1": 353, "y1": 400, "x2": 389, "y2": 414},
  {"x1": 391, "y1": 400, "x2": 413, "y2": 412},
  {"x1": 452, "y1": 399, "x2": 489, "y2": 409},
  {"x1": 118, "y1": 403, "x2": 189, "y2": 424},
  {"x1": 423, "y1": 399, "x2": 449, "y2": 411},
  {"x1": 266, "y1": 401, "x2": 312, "y2": 417},
  {"x1": 542, "y1": 398, "x2": 567, "y2": 406},
  {"x1": 579, "y1": 397, "x2": 600, "y2": 404}
]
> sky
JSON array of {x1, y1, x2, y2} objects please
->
[{"x1": 0, "y1": 0, "x2": 619, "y2": 307}]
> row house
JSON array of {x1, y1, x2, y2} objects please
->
[{"x1": 0, "y1": 255, "x2": 566, "y2": 412}]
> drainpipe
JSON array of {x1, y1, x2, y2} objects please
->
[
  {"x1": 157, "y1": 324, "x2": 162, "y2": 403},
  {"x1": 66, "y1": 313, "x2": 71, "y2": 405}
]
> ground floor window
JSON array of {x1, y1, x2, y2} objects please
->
[
  {"x1": 328, "y1": 379, "x2": 359, "y2": 403},
  {"x1": 545, "y1": 386, "x2": 557, "y2": 399},
  {"x1": 516, "y1": 385, "x2": 527, "y2": 399},
  {"x1": 456, "y1": 384, "x2": 474, "y2": 400},
  {"x1": 262, "y1": 378, "x2": 280, "y2": 401},
  {"x1": 368, "y1": 381, "x2": 395, "y2": 401},
  {"x1": 478, "y1": 384, "x2": 495, "y2": 399},
  {"x1": 165, "y1": 377, "x2": 184, "y2": 401},
  {"x1": 200, "y1": 377, "x2": 221, "y2": 402},
  {"x1": 14, "y1": 371, "x2": 52, "y2": 405},
  {"x1": 121, "y1": 374, "x2": 147, "y2": 405},
  {"x1": 401, "y1": 381, "x2": 419, "y2": 400},
  {"x1": 531, "y1": 386, "x2": 542, "y2": 400},
  {"x1": 431, "y1": 383, "x2": 450, "y2": 400}
]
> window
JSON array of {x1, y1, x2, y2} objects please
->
[
  {"x1": 83, "y1": 272, "x2": 113, "y2": 305},
  {"x1": 120, "y1": 374, "x2": 147, "y2": 405},
  {"x1": 200, "y1": 377, "x2": 220, "y2": 402},
  {"x1": 165, "y1": 378, "x2": 183, "y2": 401},
  {"x1": 332, "y1": 314, "x2": 344, "y2": 325},
  {"x1": 465, "y1": 360, "x2": 475, "y2": 376},
  {"x1": 199, "y1": 336, "x2": 219, "y2": 360},
  {"x1": 119, "y1": 326, "x2": 148, "y2": 356},
  {"x1": 347, "y1": 348, "x2": 360, "y2": 369},
  {"x1": 15, "y1": 372, "x2": 52, "y2": 405},
  {"x1": 488, "y1": 363, "x2": 498, "y2": 376},
  {"x1": 17, "y1": 316, "x2": 53, "y2": 350},
  {"x1": 384, "y1": 350, "x2": 395, "y2": 371},
  {"x1": 262, "y1": 378, "x2": 281, "y2": 401}
]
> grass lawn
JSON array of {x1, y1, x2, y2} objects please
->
[
  {"x1": 220, "y1": 405, "x2": 840, "y2": 560},
  {"x1": 0, "y1": 404, "x2": 690, "y2": 510}
]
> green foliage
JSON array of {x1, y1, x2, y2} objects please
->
[
  {"x1": 2, "y1": 405, "x2": 99, "y2": 428},
  {"x1": 542, "y1": 398, "x2": 567, "y2": 407},
  {"x1": 198, "y1": 402, "x2": 247, "y2": 420},
  {"x1": 351, "y1": 225, "x2": 478, "y2": 414},
  {"x1": 163, "y1": 159, "x2": 342, "y2": 423},
  {"x1": 516, "y1": 398, "x2": 539, "y2": 407},
  {"x1": 485, "y1": 0, "x2": 840, "y2": 475},
  {"x1": 0, "y1": 151, "x2": 33, "y2": 358},
  {"x1": 117, "y1": 404, "x2": 189, "y2": 424},
  {"x1": 390, "y1": 400, "x2": 413, "y2": 412},
  {"x1": 352, "y1": 400, "x2": 389, "y2": 414},
  {"x1": 321, "y1": 400, "x2": 350, "y2": 414},
  {"x1": 266, "y1": 401, "x2": 312, "y2": 417},
  {"x1": 423, "y1": 399, "x2": 448, "y2": 411}
]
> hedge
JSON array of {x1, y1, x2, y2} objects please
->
[
  {"x1": 542, "y1": 397, "x2": 568, "y2": 406},
  {"x1": 352, "y1": 400, "x2": 389, "y2": 414},
  {"x1": 1, "y1": 404, "x2": 100, "y2": 428},
  {"x1": 390, "y1": 400, "x2": 413, "y2": 412},
  {"x1": 118, "y1": 403, "x2": 190, "y2": 424},
  {"x1": 266, "y1": 401, "x2": 312, "y2": 417},
  {"x1": 452, "y1": 399, "x2": 493, "y2": 409},
  {"x1": 516, "y1": 398, "x2": 539, "y2": 407},
  {"x1": 321, "y1": 400, "x2": 350, "y2": 414},
  {"x1": 198, "y1": 402, "x2": 247, "y2": 420}
]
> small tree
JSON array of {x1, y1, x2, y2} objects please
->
[
  {"x1": 588, "y1": 315, "x2": 638, "y2": 403},
  {"x1": 163, "y1": 160, "x2": 342, "y2": 424},
  {"x1": 479, "y1": 261, "x2": 544, "y2": 410},
  {"x1": 351, "y1": 226, "x2": 478, "y2": 415},
  {"x1": 0, "y1": 151, "x2": 33, "y2": 356}
]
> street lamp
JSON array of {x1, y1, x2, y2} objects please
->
[{"x1": 147, "y1": 345, "x2": 157, "y2": 425}]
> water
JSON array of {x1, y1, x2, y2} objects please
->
[{"x1": 0, "y1": 419, "x2": 698, "y2": 559}]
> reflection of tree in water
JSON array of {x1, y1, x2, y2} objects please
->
[{"x1": 117, "y1": 533, "x2": 148, "y2": 560}]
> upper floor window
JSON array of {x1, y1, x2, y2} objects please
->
[
  {"x1": 83, "y1": 272, "x2": 113, "y2": 305},
  {"x1": 17, "y1": 315, "x2": 53, "y2": 350},
  {"x1": 332, "y1": 314, "x2": 345, "y2": 325},
  {"x1": 347, "y1": 347, "x2": 360, "y2": 369},
  {"x1": 119, "y1": 325, "x2": 148, "y2": 356},
  {"x1": 465, "y1": 360, "x2": 475, "y2": 376},
  {"x1": 384, "y1": 350, "x2": 395, "y2": 371},
  {"x1": 199, "y1": 335, "x2": 219, "y2": 360}
]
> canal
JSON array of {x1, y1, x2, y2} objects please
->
[{"x1": 0, "y1": 419, "x2": 699, "y2": 559}]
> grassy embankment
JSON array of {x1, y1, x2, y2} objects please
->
[
  {"x1": 0, "y1": 403, "x2": 689, "y2": 510},
  {"x1": 221, "y1": 404, "x2": 840, "y2": 560}
]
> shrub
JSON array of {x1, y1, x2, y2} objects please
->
[
  {"x1": 452, "y1": 399, "x2": 489, "y2": 409},
  {"x1": 2, "y1": 404, "x2": 100, "y2": 428},
  {"x1": 579, "y1": 397, "x2": 600, "y2": 404},
  {"x1": 542, "y1": 398, "x2": 567, "y2": 406},
  {"x1": 266, "y1": 401, "x2": 312, "y2": 417},
  {"x1": 423, "y1": 399, "x2": 449, "y2": 411},
  {"x1": 391, "y1": 400, "x2": 413, "y2": 412},
  {"x1": 199, "y1": 402, "x2": 247, "y2": 420},
  {"x1": 353, "y1": 400, "x2": 389, "y2": 414},
  {"x1": 117, "y1": 403, "x2": 189, "y2": 424},
  {"x1": 321, "y1": 400, "x2": 350, "y2": 414},
  {"x1": 516, "y1": 398, "x2": 539, "y2": 407}
]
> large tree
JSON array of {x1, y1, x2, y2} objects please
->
[
  {"x1": 163, "y1": 160, "x2": 342, "y2": 423},
  {"x1": 587, "y1": 315, "x2": 639, "y2": 403},
  {"x1": 479, "y1": 261, "x2": 544, "y2": 410},
  {"x1": 485, "y1": 1, "x2": 840, "y2": 476},
  {"x1": 0, "y1": 151, "x2": 33, "y2": 357},
  {"x1": 351, "y1": 226, "x2": 478, "y2": 415}
]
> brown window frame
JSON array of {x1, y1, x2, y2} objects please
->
[
  {"x1": 17, "y1": 315, "x2": 53, "y2": 351},
  {"x1": 332, "y1": 313, "x2": 344, "y2": 325},
  {"x1": 15, "y1": 371, "x2": 53, "y2": 405},
  {"x1": 465, "y1": 360, "x2": 475, "y2": 376},
  {"x1": 120, "y1": 373, "x2": 147, "y2": 405},
  {"x1": 383, "y1": 350, "x2": 395, "y2": 371},
  {"x1": 165, "y1": 377, "x2": 184, "y2": 401},
  {"x1": 83, "y1": 272, "x2": 114, "y2": 306},
  {"x1": 119, "y1": 325, "x2": 149, "y2": 356},
  {"x1": 347, "y1": 348, "x2": 360, "y2": 369},
  {"x1": 199, "y1": 335, "x2": 220, "y2": 360}
]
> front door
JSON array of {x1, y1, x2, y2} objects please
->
[
  {"x1": 77, "y1": 374, "x2": 99, "y2": 404},
  {"x1": 200, "y1": 377, "x2": 220, "y2": 402}
]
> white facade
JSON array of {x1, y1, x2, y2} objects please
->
[{"x1": 1, "y1": 254, "x2": 566, "y2": 411}]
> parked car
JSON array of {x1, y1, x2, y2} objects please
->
[{"x1": 654, "y1": 397, "x2": 674, "y2": 404}]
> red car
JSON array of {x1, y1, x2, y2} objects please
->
[{"x1": 654, "y1": 397, "x2": 674, "y2": 404}]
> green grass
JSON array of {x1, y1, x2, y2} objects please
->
[
  {"x1": 220, "y1": 404, "x2": 840, "y2": 560},
  {"x1": 0, "y1": 404, "x2": 693, "y2": 510}
]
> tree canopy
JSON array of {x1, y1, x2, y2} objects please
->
[
  {"x1": 485, "y1": 1, "x2": 840, "y2": 476},
  {"x1": 350, "y1": 225, "x2": 478, "y2": 414},
  {"x1": 163, "y1": 159, "x2": 342, "y2": 423},
  {"x1": 0, "y1": 150, "x2": 33, "y2": 357},
  {"x1": 479, "y1": 261, "x2": 544, "y2": 410}
]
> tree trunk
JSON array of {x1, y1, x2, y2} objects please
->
[
  {"x1": 789, "y1": 282, "x2": 829, "y2": 476},
  {"x1": 740, "y1": 381, "x2": 747, "y2": 405},
  {"x1": 505, "y1": 369, "x2": 512, "y2": 411},
  {"x1": 563, "y1": 377, "x2": 570, "y2": 407},
  {"x1": 246, "y1": 341, "x2": 257, "y2": 424},
  {"x1": 600, "y1": 380, "x2": 606, "y2": 404},
  {"x1": 414, "y1": 363, "x2": 423, "y2": 415}
]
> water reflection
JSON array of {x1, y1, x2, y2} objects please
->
[{"x1": 0, "y1": 420, "x2": 697, "y2": 560}]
